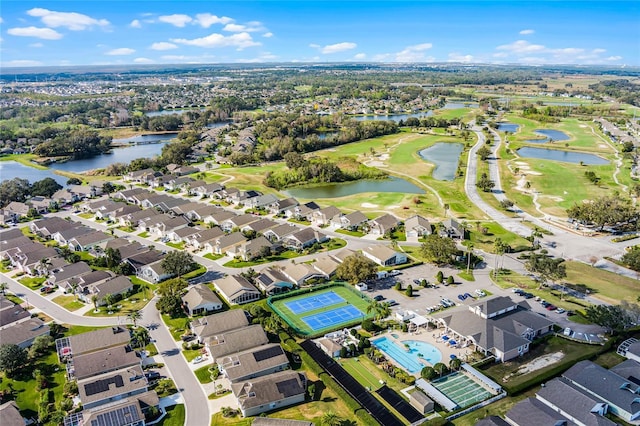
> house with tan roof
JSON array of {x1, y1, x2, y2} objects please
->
[
  {"x1": 361, "y1": 245, "x2": 407, "y2": 266},
  {"x1": 255, "y1": 267, "x2": 295, "y2": 296},
  {"x1": 405, "y1": 215, "x2": 432, "y2": 238},
  {"x1": 206, "y1": 324, "x2": 269, "y2": 362},
  {"x1": 181, "y1": 284, "x2": 223, "y2": 316},
  {"x1": 232, "y1": 370, "x2": 307, "y2": 417},
  {"x1": 280, "y1": 263, "x2": 326, "y2": 286},
  {"x1": 191, "y1": 310, "x2": 249, "y2": 343},
  {"x1": 368, "y1": 213, "x2": 401, "y2": 236},
  {"x1": 334, "y1": 210, "x2": 368, "y2": 230},
  {"x1": 213, "y1": 232, "x2": 247, "y2": 256},
  {"x1": 213, "y1": 275, "x2": 261, "y2": 305},
  {"x1": 219, "y1": 343, "x2": 290, "y2": 383},
  {"x1": 282, "y1": 228, "x2": 328, "y2": 251},
  {"x1": 312, "y1": 206, "x2": 343, "y2": 226}
]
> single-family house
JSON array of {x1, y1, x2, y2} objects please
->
[
  {"x1": 312, "y1": 206, "x2": 343, "y2": 227},
  {"x1": 203, "y1": 209, "x2": 237, "y2": 226},
  {"x1": 188, "y1": 227, "x2": 225, "y2": 250},
  {"x1": 167, "y1": 226, "x2": 201, "y2": 243},
  {"x1": 237, "y1": 236, "x2": 274, "y2": 261},
  {"x1": 0, "y1": 317, "x2": 50, "y2": 348},
  {"x1": 148, "y1": 215, "x2": 190, "y2": 239},
  {"x1": 48, "y1": 262, "x2": 92, "y2": 286},
  {"x1": 30, "y1": 217, "x2": 78, "y2": 238},
  {"x1": 213, "y1": 232, "x2": 247, "y2": 256},
  {"x1": 119, "y1": 208, "x2": 160, "y2": 228},
  {"x1": 311, "y1": 255, "x2": 340, "y2": 277},
  {"x1": 245, "y1": 194, "x2": 279, "y2": 211},
  {"x1": 90, "y1": 276, "x2": 134, "y2": 305},
  {"x1": 213, "y1": 275, "x2": 261, "y2": 305},
  {"x1": 255, "y1": 268, "x2": 295, "y2": 296},
  {"x1": 191, "y1": 182, "x2": 224, "y2": 198},
  {"x1": 165, "y1": 175, "x2": 194, "y2": 192},
  {"x1": 263, "y1": 223, "x2": 299, "y2": 242},
  {"x1": 361, "y1": 245, "x2": 407, "y2": 267},
  {"x1": 191, "y1": 310, "x2": 249, "y2": 343},
  {"x1": 240, "y1": 218, "x2": 278, "y2": 234},
  {"x1": 4, "y1": 201, "x2": 30, "y2": 219},
  {"x1": 405, "y1": 215, "x2": 432, "y2": 238},
  {"x1": 184, "y1": 204, "x2": 219, "y2": 222},
  {"x1": 220, "y1": 214, "x2": 259, "y2": 232},
  {"x1": 441, "y1": 218, "x2": 465, "y2": 240},
  {"x1": 284, "y1": 201, "x2": 320, "y2": 221},
  {"x1": 206, "y1": 324, "x2": 269, "y2": 362},
  {"x1": 282, "y1": 228, "x2": 328, "y2": 250},
  {"x1": 219, "y1": 343, "x2": 289, "y2": 383},
  {"x1": 182, "y1": 284, "x2": 223, "y2": 316},
  {"x1": 232, "y1": 370, "x2": 307, "y2": 417},
  {"x1": 270, "y1": 197, "x2": 299, "y2": 215},
  {"x1": 368, "y1": 213, "x2": 401, "y2": 236},
  {"x1": 335, "y1": 211, "x2": 368, "y2": 230},
  {"x1": 68, "y1": 230, "x2": 113, "y2": 252},
  {"x1": 280, "y1": 263, "x2": 326, "y2": 286}
]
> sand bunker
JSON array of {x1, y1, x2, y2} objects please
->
[
  {"x1": 367, "y1": 161, "x2": 387, "y2": 167},
  {"x1": 545, "y1": 196, "x2": 564, "y2": 202},
  {"x1": 379, "y1": 154, "x2": 390, "y2": 160},
  {"x1": 361, "y1": 203, "x2": 379, "y2": 208},
  {"x1": 525, "y1": 171, "x2": 542, "y2": 176},
  {"x1": 503, "y1": 351, "x2": 565, "y2": 382},
  {"x1": 515, "y1": 161, "x2": 529, "y2": 166}
]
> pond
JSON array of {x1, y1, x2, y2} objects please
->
[
  {"x1": 284, "y1": 176, "x2": 423, "y2": 199},
  {"x1": 497, "y1": 123, "x2": 520, "y2": 133},
  {"x1": 418, "y1": 142, "x2": 465, "y2": 181},
  {"x1": 111, "y1": 133, "x2": 178, "y2": 144},
  {"x1": 145, "y1": 108, "x2": 205, "y2": 117},
  {"x1": 49, "y1": 140, "x2": 172, "y2": 173},
  {"x1": 349, "y1": 110, "x2": 434, "y2": 122},
  {"x1": 0, "y1": 161, "x2": 66, "y2": 185},
  {"x1": 517, "y1": 147, "x2": 608, "y2": 165},
  {"x1": 526, "y1": 129, "x2": 570, "y2": 143},
  {"x1": 442, "y1": 102, "x2": 479, "y2": 109}
]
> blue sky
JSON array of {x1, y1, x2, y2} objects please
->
[{"x1": 1, "y1": 1, "x2": 638, "y2": 68}]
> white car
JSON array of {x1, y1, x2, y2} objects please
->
[
  {"x1": 563, "y1": 327, "x2": 572, "y2": 336},
  {"x1": 192, "y1": 355, "x2": 204, "y2": 364},
  {"x1": 474, "y1": 289, "x2": 486, "y2": 297}
]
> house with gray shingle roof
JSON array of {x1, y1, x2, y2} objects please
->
[
  {"x1": 181, "y1": 284, "x2": 222, "y2": 316},
  {"x1": 213, "y1": 275, "x2": 261, "y2": 305}
]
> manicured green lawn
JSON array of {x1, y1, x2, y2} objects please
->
[
  {"x1": 52, "y1": 294, "x2": 85, "y2": 311},
  {"x1": 158, "y1": 404, "x2": 185, "y2": 426},
  {"x1": 340, "y1": 358, "x2": 382, "y2": 390},
  {"x1": 165, "y1": 241, "x2": 185, "y2": 249},
  {"x1": 204, "y1": 253, "x2": 224, "y2": 261},
  {"x1": 18, "y1": 276, "x2": 46, "y2": 289},
  {"x1": 564, "y1": 261, "x2": 640, "y2": 304},
  {"x1": 182, "y1": 348, "x2": 205, "y2": 362},
  {"x1": 84, "y1": 287, "x2": 151, "y2": 317},
  {"x1": 138, "y1": 231, "x2": 150, "y2": 238},
  {"x1": 194, "y1": 365, "x2": 215, "y2": 384},
  {"x1": 335, "y1": 229, "x2": 365, "y2": 237},
  {"x1": 162, "y1": 314, "x2": 191, "y2": 341}
]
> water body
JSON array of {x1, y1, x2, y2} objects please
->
[
  {"x1": 418, "y1": 142, "x2": 465, "y2": 181},
  {"x1": 205, "y1": 121, "x2": 231, "y2": 129},
  {"x1": 350, "y1": 110, "x2": 434, "y2": 122},
  {"x1": 111, "y1": 133, "x2": 178, "y2": 144},
  {"x1": 526, "y1": 129, "x2": 570, "y2": 144},
  {"x1": 517, "y1": 147, "x2": 608, "y2": 165},
  {"x1": 145, "y1": 108, "x2": 205, "y2": 117},
  {"x1": 497, "y1": 123, "x2": 520, "y2": 133},
  {"x1": 442, "y1": 102, "x2": 479, "y2": 109},
  {"x1": 49, "y1": 141, "x2": 171, "y2": 173},
  {"x1": 284, "y1": 176, "x2": 423, "y2": 199},
  {"x1": 0, "y1": 161, "x2": 66, "y2": 185}
]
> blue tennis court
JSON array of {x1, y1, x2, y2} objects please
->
[
  {"x1": 302, "y1": 305, "x2": 364, "y2": 331},
  {"x1": 284, "y1": 291, "x2": 345, "y2": 315}
]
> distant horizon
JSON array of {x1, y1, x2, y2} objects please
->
[{"x1": 1, "y1": 1, "x2": 637, "y2": 68}]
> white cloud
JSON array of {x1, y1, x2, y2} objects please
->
[
  {"x1": 27, "y1": 8, "x2": 109, "y2": 30},
  {"x1": 223, "y1": 21, "x2": 264, "y2": 33},
  {"x1": 592, "y1": 48, "x2": 606, "y2": 54},
  {"x1": 236, "y1": 52, "x2": 278, "y2": 63},
  {"x1": 448, "y1": 52, "x2": 475, "y2": 63},
  {"x1": 607, "y1": 56, "x2": 622, "y2": 61},
  {"x1": 309, "y1": 43, "x2": 320, "y2": 49},
  {"x1": 106, "y1": 47, "x2": 135, "y2": 56},
  {"x1": 29, "y1": 42, "x2": 44, "y2": 48},
  {"x1": 7, "y1": 26, "x2": 63, "y2": 40},
  {"x1": 519, "y1": 29, "x2": 535, "y2": 35},
  {"x1": 129, "y1": 19, "x2": 142, "y2": 28},
  {"x1": 496, "y1": 40, "x2": 545, "y2": 53},
  {"x1": 134, "y1": 57, "x2": 154, "y2": 63},
  {"x1": 0, "y1": 17, "x2": 3, "y2": 24},
  {"x1": 354, "y1": 53, "x2": 366, "y2": 60},
  {"x1": 320, "y1": 42, "x2": 357, "y2": 54},
  {"x1": 395, "y1": 43, "x2": 433, "y2": 62},
  {"x1": 171, "y1": 32, "x2": 260, "y2": 49},
  {"x1": 262, "y1": 32, "x2": 273, "y2": 38},
  {"x1": 158, "y1": 14, "x2": 192, "y2": 27},
  {"x1": 150, "y1": 42, "x2": 178, "y2": 51},
  {"x1": 195, "y1": 13, "x2": 233, "y2": 28},
  {"x1": 4, "y1": 59, "x2": 43, "y2": 67}
]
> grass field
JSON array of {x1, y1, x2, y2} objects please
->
[
  {"x1": 340, "y1": 358, "x2": 382, "y2": 390},
  {"x1": 52, "y1": 294, "x2": 85, "y2": 311},
  {"x1": 158, "y1": 404, "x2": 185, "y2": 426},
  {"x1": 270, "y1": 284, "x2": 372, "y2": 336},
  {"x1": 564, "y1": 261, "x2": 640, "y2": 304}
]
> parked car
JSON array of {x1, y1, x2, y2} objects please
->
[
  {"x1": 474, "y1": 289, "x2": 486, "y2": 297},
  {"x1": 546, "y1": 304, "x2": 557, "y2": 311},
  {"x1": 563, "y1": 327, "x2": 572, "y2": 336},
  {"x1": 145, "y1": 371, "x2": 161, "y2": 380},
  {"x1": 556, "y1": 308, "x2": 565, "y2": 314},
  {"x1": 192, "y1": 355, "x2": 204, "y2": 364},
  {"x1": 373, "y1": 295, "x2": 385, "y2": 302},
  {"x1": 389, "y1": 270, "x2": 401, "y2": 276},
  {"x1": 413, "y1": 279, "x2": 421, "y2": 285},
  {"x1": 385, "y1": 300, "x2": 397, "y2": 307},
  {"x1": 457, "y1": 294, "x2": 466, "y2": 301},
  {"x1": 464, "y1": 293, "x2": 473, "y2": 299}
]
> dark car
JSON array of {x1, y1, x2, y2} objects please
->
[
  {"x1": 145, "y1": 371, "x2": 161, "y2": 380},
  {"x1": 523, "y1": 292, "x2": 534, "y2": 299},
  {"x1": 546, "y1": 304, "x2": 557, "y2": 311},
  {"x1": 464, "y1": 293, "x2": 473, "y2": 299},
  {"x1": 373, "y1": 295, "x2": 385, "y2": 302},
  {"x1": 413, "y1": 279, "x2": 421, "y2": 285},
  {"x1": 457, "y1": 294, "x2": 466, "y2": 301}
]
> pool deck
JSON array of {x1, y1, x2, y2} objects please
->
[{"x1": 380, "y1": 329, "x2": 472, "y2": 376}]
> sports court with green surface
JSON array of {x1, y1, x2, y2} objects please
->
[
  {"x1": 269, "y1": 283, "x2": 372, "y2": 336},
  {"x1": 431, "y1": 372, "x2": 493, "y2": 409}
]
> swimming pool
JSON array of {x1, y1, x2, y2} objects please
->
[{"x1": 372, "y1": 337, "x2": 442, "y2": 373}]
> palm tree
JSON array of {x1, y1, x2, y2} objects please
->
[
  {"x1": 37, "y1": 257, "x2": 52, "y2": 276},
  {"x1": 433, "y1": 362, "x2": 448, "y2": 378},
  {"x1": 131, "y1": 327, "x2": 150, "y2": 349},
  {"x1": 449, "y1": 357, "x2": 462, "y2": 371},
  {"x1": 91, "y1": 295, "x2": 98, "y2": 311},
  {"x1": 0, "y1": 282, "x2": 7, "y2": 296},
  {"x1": 128, "y1": 310, "x2": 142, "y2": 328},
  {"x1": 103, "y1": 293, "x2": 116, "y2": 308},
  {"x1": 321, "y1": 411, "x2": 342, "y2": 426}
]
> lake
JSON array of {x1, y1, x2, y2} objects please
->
[
  {"x1": 145, "y1": 108, "x2": 205, "y2": 117},
  {"x1": 0, "y1": 161, "x2": 66, "y2": 185},
  {"x1": 350, "y1": 111, "x2": 434, "y2": 122},
  {"x1": 497, "y1": 123, "x2": 520, "y2": 133},
  {"x1": 442, "y1": 102, "x2": 479, "y2": 109},
  {"x1": 111, "y1": 133, "x2": 178, "y2": 144},
  {"x1": 517, "y1": 147, "x2": 608, "y2": 165},
  {"x1": 526, "y1": 129, "x2": 570, "y2": 143},
  {"x1": 49, "y1": 140, "x2": 171, "y2": 173},
  {"x1": 284, "y1": 176, "x2": 423, "y2": 199},
  {"x1": 418, "y1": 142, "x2": 465, "y2": 181}
]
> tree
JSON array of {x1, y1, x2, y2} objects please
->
[
  {"x1": 321, "y1": 411, "x2": 342, "y2": 426},
  {"x1": 476, "y1": 173, "x2": 495, "y2": 192},
  {"x1": 0, "y1": 282, "x2": 7, "y2": 296},
  {"x1": 433, "y1": 362, "x2": 448, "y2": 377},
  {"x1": 157, "y1": 278, "x2": 188, "y2": 297},
  {"x1": 585, "y1": 305, "x2": 634, "y2": 334},
  {"x1": 421, "y1": 366, "x2": 436, "y2": 380},
  {"x1": 91, "y1": 295, "x2": 98, "y2": 311},
  {"x1": 476, "y1": 145, "x2": 492, "y2": 161},
  {"x1": 566, "y1": 196, "x2": 638, "y2": 231},
  {"x1": 31, "y1": 178, "x2": 62, "y2": 197},
  {"x1": 161, "y1": 251, "x2": 195, "y2": 278},
  {"x1": 421, "y1": 234, "x2": 458, "y2": 266},
  {"x1": 127, "y1": 310, "x2": 142, "y2": 327},
  {"x1": 335, "y1": 253, "x2": 378, "y2": 284},
  {"x1": 446, "y1": 276, "x2": 454, "y2": 285},
  {"x1": 156, "y1": 294, "x2": 184, "y2": 317},
  {"x1": 525, "y1": 253, "x2": 566, "y2": 289},
  {"x1": 621, "y1": 248, "x2": 640, "y2": 272},
  {"x1": 29, "y1": 335, "x2": 53, "y2": 358},
  {"x1": 0, "y1": 178, "x2": 31, "y2": 208},
  {"x1": 0, "y1": 344, "x2": 28, "y2": 376},
  {"x1": 66, "y1": 177, "x2": 82, "y2": 186},
  {"x1": 131, "y1": 327, "x2": 150, "y2": 348},
  {"x1": 103, "y1": 293, "x2": 116, "y2": 307},
  {"x1": 449, "y1": 357, "x2": 462, "y2": 371},
  {"x1": 366, "y1": 300, "x2": 390, "y2": 321},
  {"x1": 405, "y1": 284, "x2": 413, "y2": 297}
]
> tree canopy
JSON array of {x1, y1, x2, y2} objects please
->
[
  {"x1": 161, "y1": 251, "x2": 195, "y2": 278},
  {"x1": 30, "y1": 177, "x2": 62, "y2": 197},
  {"x1": 566, "y1": 196, "x2": 638, "y2": 231},
  {"x1": 585, "y1": 304, "x2": 634, "y2": 334},
  {"x1": 0, "y1": 344, "x2": 28, "y2": 376},
  {"x1": 335, "y1": 253, "x2": 378, "y2": 284},
  {"x1": 420, "y1": 234, "x2": 458, "y2": 265}
]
